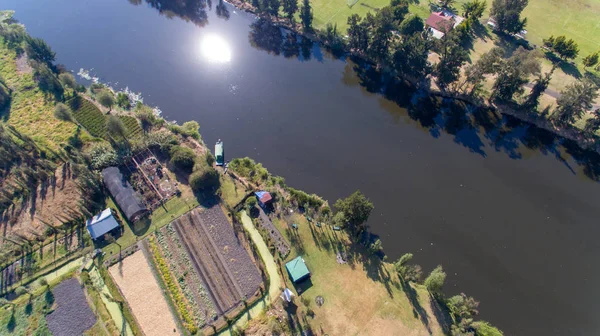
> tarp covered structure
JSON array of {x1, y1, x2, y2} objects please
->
[
  {"x1": 102, "y1": 167, "x2": 148, "y2": 222},
  {"x1": 86, "y1": 208, "x2": 120, "y2": 240}
]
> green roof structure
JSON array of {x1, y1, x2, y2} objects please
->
[{"x1": 285, "y1": 256, "x2": 310, "y2": 283}]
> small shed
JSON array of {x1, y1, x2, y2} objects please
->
[
  {"x1": 86, "y1": 208, "x2": 120, "y2": 240},
  {"x1": 255, "y1": 191, "x2": 272, "y2": 207},
  {"x1": 102, "y1": 167, "x2": 149, "y2": 222},
  {"x1": 285, "y1": 256, "x2": 310, "y2": 283}
]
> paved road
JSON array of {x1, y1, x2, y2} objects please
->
[{"x1": 219, "y1": 211, "x2": 282, "y2": 335}]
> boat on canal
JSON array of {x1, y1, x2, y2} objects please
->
[{"x1": 215, "y1": 139, "x2": 224, "y2": 166}]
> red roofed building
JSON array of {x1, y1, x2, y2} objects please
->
[{"x1": 425, "y1": 12, "x2": 456, "y2": 39}]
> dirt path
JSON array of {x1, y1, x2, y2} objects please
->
[{"x1": 218, "y1": 211, "x2": 281, "y2": 335}]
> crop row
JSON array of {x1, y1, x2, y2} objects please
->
[
  {"x1": 156, "y1": 224, "x2": 217, "y2": 326},
  {"x1": 66, "y1": 96, "x2": 143, "y2": 139},
  {"x1": 148, "y1": 237, "x2": 198, "y2": 335}
]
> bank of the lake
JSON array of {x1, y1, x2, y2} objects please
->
[{"x1": 5, "y1": 1, "x2": 600, "y2": 335}]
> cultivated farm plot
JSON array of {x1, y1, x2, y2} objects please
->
[
  {"x1": 109, "y1": 250, "x2": 181, "y2": 336},
  {"x1": 67, "y1": 96, "x2": 106, "y2": 137},
  {"x1": 154, "y1": 206, "x2": 263, "y2": 327},
  {"x1": 66, "y1": 96, "x2": 143, "y2": 139},
  {"x1": 155, "y1": 223, "x2": 218, "y2": 327},
  {"x1": 46, "y1": 278, "x2": 97, "y2": 336}
]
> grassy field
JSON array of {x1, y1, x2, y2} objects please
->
[
  {"x1": 310, "y1": 0, "x2": 600, "y2": 66},
  {"x1": 269, "y1": 212, "x2": 448, "y2": 335},
  {"x1": 0, "y1": 42, "x2": 77, "y2": 152}
]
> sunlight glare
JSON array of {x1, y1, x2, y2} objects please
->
[{"x1": 201, "y1": 34, "x2": 232, "y2": 63}]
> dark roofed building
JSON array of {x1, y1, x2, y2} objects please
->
[{"x1": 102, "y1": 167, "x2": 148, "y2": 222}]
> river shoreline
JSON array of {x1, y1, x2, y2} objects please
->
[{"x1": 226, "y1": 0, "x2": 600, "y2": 155}]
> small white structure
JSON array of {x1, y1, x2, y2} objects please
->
[{"x1": 281, "y1": 288, "x2": 295, "y2": 303}]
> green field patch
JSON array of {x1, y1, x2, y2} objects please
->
[{"x1": 67, "y1": 96, "x2": 107, "y2": 138}]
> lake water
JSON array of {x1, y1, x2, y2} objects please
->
[{"x1": 5, "y1": 0, "x2": 600, "y2": 334}]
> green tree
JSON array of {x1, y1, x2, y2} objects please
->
[
  {"x1": 300, "y1": 0, "x2": 313, "y2": 32},
  {"x1": 460, "y1": 47, "x2": 503, "y2": 96},
  {"x1": 54, "y1": 103, "x2": 73, "y2": 122},
  {"x1": 584, "y1": 109, "x2": 600, "y2": 136},
  {"x1": 58, "y1": 72, "x2": 77, "y2": 89},
  {"x1": 189, "y1": 165, "x2": 220, "y2": 193},
  {"x1": 543, "y1": 35, "x2": 579, "y2": 61},
  {"x1": 320, "y1": 23, "x2": 345, "y2": 55},
  {"x1": 334, "y1": 191, "x2": 374, "y2": 234},
  {"x1": 490, "y1": 0, "x2": 528, "y2": 35},
  {"x1": 368, "y1": 238, "x2": 383, "y2": 254},
  {"x1": 282, "y1": 0, "x2": 298, "y2": 22},
  {"x1": 367, "y1": 7, "x2": 395, "y2": 64},
  {"x1": 491, "y1": 47, "x2": 540, "y2": 101},
  {"x1": 347, "y1": 14, "x2": 369, "y2": 52},
  {"x1": 471, "y1": 321, "x2": 504, "y2": 336},
  {"x1": 435, "y1": 32, "x2": 469, "y2": 89},
  {"x1": 424, "y1": 265, "x2": 446, "y2": 295},
  {"x1": 25, "y1": 36, "x2": 56, "y2": 66},
  {"x1": 245, "y1": 195, "x2": 258, "y2": 210},
  {"x1": 32, "y1": 62, "x2": 63, "y2": 99},
  {"x1": 392, "y1": 33, "x2": 431, "y2": 81},
  {"x1": 394, "y1": 253, "x2": 422, "y2": 282},
  {"x1": 116, "y1": 92, "x2": 131, "y2": 109},
  {"x1": 170, "y1": 145, "x2": 196, "y2": 173},
  {"x1": 265, "y1": 0, "x2": 280, "y2": 16},
  {"x1": 390, "y1": 0, "x2": 410, "y2": 24},
  {"x1": 582, "y1": 52, "x2": 599, "y2": 69},
  {"x1": 553, "y1": 79, "x2": 599, "y2": 124},
  {"x1": 440, "y1": 0, "x2": 455, "y2": 8},
  {"x1": 398, "y1": 14, "x2": 424, "y2": 36},
  {"x1": 106, "y1": 115, "x2": 127, "y2": 140},
  {"x1": 97, "y1": 90, "x2": 115, "y2": 112},
  {"x1": 524, "y1": 71, "x2": 552, "y2": 110},
  {"x1": 462, "y1": 0, "x2": 487, "y2": 20},
  {"x1": 448, "y1": 293, "x2": 480, "y2": 319}
]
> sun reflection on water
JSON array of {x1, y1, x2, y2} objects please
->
[{"x1": 201, "y1": 34, "x2": 232, "y2": 63}]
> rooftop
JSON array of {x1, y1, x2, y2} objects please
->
[
  {"x1": 425, "y1": 12, "x2": 455, "y2": 33},
  {"x1": 86, "y1": 208, "x2": 119, "y2": 240},
  {"x1": 285, "y1": 256, "x2": 310, "y2": 283}
]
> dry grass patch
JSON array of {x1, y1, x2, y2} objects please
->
[
  {"x1": 272, "y1": 214, "x2": 446, "y2": 336},
  {"x1": 109, "y1": 250, "x2": 181, "y2": 336}
]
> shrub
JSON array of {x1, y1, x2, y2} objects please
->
[
  {"x1": 87, "y1": 142, "x2": 118, "y2": 169},
  {"x1": 169, "y1": 146, "x2": 196, "y2": 173},
  {"x1": 96, "y1": 90, "x2": 115, "y2": 111},
  {"x1": 58, "y1": 72, "x2": 77, "y2": 89},
  {"x1": 116, "y1": 92, "x2": 131, "y2": 109},
  {"x1": 167, "y1": 121, "x2": 201, "y2": 140},
  {"x1": 189, "y1": 165, "x2": 220, "y2": 193},
  {"x1": 54, "y1": 103, "x2": 73, "y2": 122},
  {"x1": 146, "y1": 130, "x2": 177, "y2": 154}
]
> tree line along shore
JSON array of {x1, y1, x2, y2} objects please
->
[{"x1": 225, "y1": 0, "x2": 600, "y2": 153}]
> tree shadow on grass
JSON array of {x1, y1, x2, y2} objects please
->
[
  {"x1": 6, "y1": 311, "x2": 16, "y2": 332},
  {"x1": 400, "y1": 280, "x2": 431, "y2": 334},
  {"x1": 429, "y1": 293, "x2": 454, "y2": 334},
  {"x1": 543, "y1": 51, "x2": 582, "y2": 79}
]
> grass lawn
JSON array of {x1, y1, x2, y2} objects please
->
[
  {"x1": 270, "y1": 212, "x2": 449, "y2": 335},
  {"x1": 219, "y1": 173, "x2": 248, "y2": 208}
]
